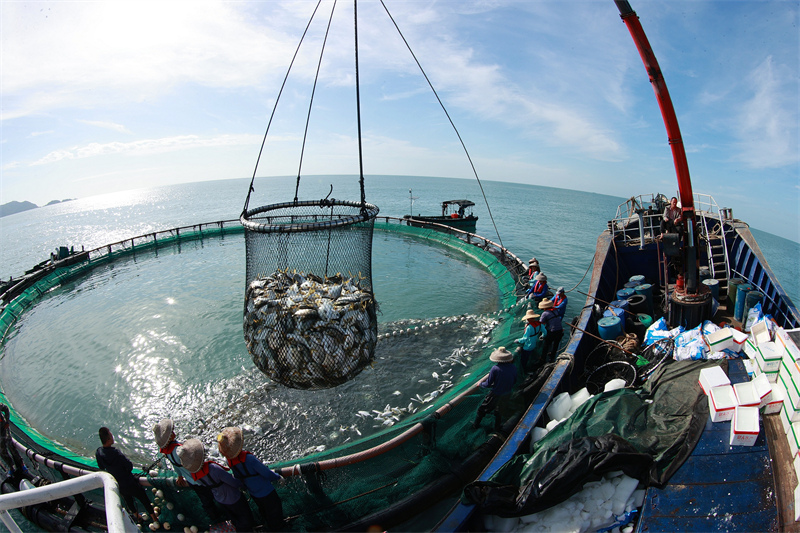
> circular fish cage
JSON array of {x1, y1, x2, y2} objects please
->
[{"x1": 241, "y1": 200, "x2": 380, "y2": 389}]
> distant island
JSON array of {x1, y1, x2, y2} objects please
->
[{"x1": 0, "y1": 199, "x2": 75, "y2": 218}]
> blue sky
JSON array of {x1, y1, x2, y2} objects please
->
[{"x1": 2, "y1": 0, "x2": 798, "y2": 241}]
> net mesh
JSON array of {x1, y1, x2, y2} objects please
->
[
  {"x1": 0, "y1": 219, "x2": 536, "y2": 532},
  {"x1": 241, "y1": 200, "x2": 380, "y2": 389}
]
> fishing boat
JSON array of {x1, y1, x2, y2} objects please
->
[
  {"x1": 435, "y1": 1, "x2": 800, "y2": 532},
  {"x1": 404, "y1": 199, "x2": 479, "y2": 233}
]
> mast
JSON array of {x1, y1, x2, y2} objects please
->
[{"x1": 615, "y1": 0, "x2": 700, "y2": 296}]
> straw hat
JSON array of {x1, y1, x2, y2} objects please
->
[
  {"x1": 522, "y1": 310, "x2": 541, "y2": 322},
  {"x1": 556, "y1": 287, "x2": 565, "y2": 295},
  {"x1": 538, "y1": 298, "x2": 554, "y2": 310},
  {"x1": 176, "y1": 438, "x2": 205, "y2": 473},
  {"x1": 535, "y1": 273, "x2": 547, "y2": 282},
  {"x1": 217, "y1": 427, "x2": 243, "y2": 459},
  {"x1": 528, "y1": 257, "x2": 539, "y2": 265},
  {"x1": 152, "y1": 419, "x2": 174, "y2": 449},
  {"x1": 489, "y1": 347, "x2": 514, "y2": 363}
]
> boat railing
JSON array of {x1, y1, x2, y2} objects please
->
[
  {"x1": 609, "y1": 194, "x2": 664, "y2": 247},
  {"x1": 0, "y1": 472, "x2": 137, "y2": 532},
  {"x1": 377, "y1": 215, "x2": 528, "y2": 279}
]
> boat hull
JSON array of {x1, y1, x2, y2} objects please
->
[{"x1": 403, "y1": 215, "x2": 478, "y2": 233}]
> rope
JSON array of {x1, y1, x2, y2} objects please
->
[
  {"x1": 242, "y1": 0, "x2": 323, "y2": 216},
  {"x1": 377, "y1": 0, "x2": 505, "y2": 251},
  {"x1": 565, "y1": 254, "x2": 595, "y2": 294},
  {"x1": 353, "y1": 0, "x2": 366, "y2": 210},
  {"x1": 567, "y1": 321, "x2": 638, "y2": 358},
  {"x1": 294, "y1": 0, "x2": 338, "y2": 204}
]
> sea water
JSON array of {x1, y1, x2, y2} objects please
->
[{"x1": 0, "y1": 175, "x2": 797, "y2": 464}]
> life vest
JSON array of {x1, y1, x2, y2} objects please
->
[
  {"x1": 530, "y1": 281, "x2": 545, "y2": 294},
  {"x1": 228, "y1": 451, "x2": 258, "y2": 481},
  {"x1": 553, "y1": 294, "x2": 565, "y2": 307},
  {"x1": 191, "y1": 461, "x2": 226, "y2": 488},
  {"x1": 160, "y1": 441, "x2": 181, "y2": 467}
]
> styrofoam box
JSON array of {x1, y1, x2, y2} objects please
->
[
  {"x1": 709, "y1": 384, "x2": 737, "y2": 423},
  {"x1": 752, "y1": 372, "x2": 773, "y2": 405},
  {"x1": 778, "y1": 372, "x2": 800, "y2": 423},
  {"x1": 743, "y1": 339, "x2": 759, "y2": 360},
  {"x1": 794, "y1": 453, "x2": 800, "y2": 491},
  {"x1": 777, "y1": 327, "x2": 800, "y2": 362},
  {"x1": 734, "y1": 381, "x2": 760, "y2": 408},
  {"x1": 754, "y1": 354, "x2": 779, "y2": 383},
  {"x1": 751, "y1": 321, "x2": 771, "y2": 346},
  {"x1": 781, "y1": 403, "x2": 793, "y2": 434},
  {"x1": 795, "y1": 484, "x2": 800, "y2": 522},
  {"x1": 707, "y1": 329, "x2": 735, "y2": 352},
  {"x1": 758, "y1": 341, "x2": 784, "y2": 373},
  {"x1": 763, "y1": 379, "x2": 785, "y2": 415},
  {"x1": 730, "y1": 406, "x2": 760, "y2": 446},
  {"x1": 730, "y1": 329, "x2": 748, "y2": 353},
  {"x1": 789, "y1": 421, "x2": 800, "y2": 456},
  {"x1": 699, "y1": 366, "x2": 730, "y2": 395}
]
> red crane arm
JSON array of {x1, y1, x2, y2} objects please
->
[{"x1": 615, "y1": 0, "x2": 695, "y2": 217}]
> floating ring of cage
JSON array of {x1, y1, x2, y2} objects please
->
[
  {"x1": 241, "y1": 199, "x2": 380, "y2": 389},
  {"x1": 584, "y1": 361, "x2": 637, "y2": 395}
]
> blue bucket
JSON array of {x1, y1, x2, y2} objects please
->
[
  {"x1": 629, "y1": 275, "x2": 646, "y2": 285},
  {"x1": 609, "y1": 299, "x2": 630, "y2": 311},
  {"x1": 598, "y1": 316, "x2": 623, "y2": 340},
  {"x1": 702, "y1": 278, "x2": 719, "y2": 301},
  {"x1": 728, "y1": 278, "x2": 745, "y2": 309},
  {"x1": 699, "y1": 268, "x2": 711, "y2": 282},
  {"x1": 635, "y1": 283, "x2": 654, "y2": 315},
  {"x1": 624, "y1": 281, "x2": 640, "y2": 289},
  {"x1": 734, "y1": 283, "x2": 754, "y2": 322},
  {"x1": 603, "y1": 307, "x2": 626, "y2": 332},
  {"x1": 616, "y1": 288, "x2": 635, "y2": 301}
]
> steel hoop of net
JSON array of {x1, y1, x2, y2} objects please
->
[
  {"x1": 584, "y1": 361, "x2": 638, "y2": 395},
  {"x1": 241, "y1": 199, "x2": 380, "y2": 390}
]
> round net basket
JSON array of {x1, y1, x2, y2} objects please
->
[
  {"x1": 241, "y1": 199, "x2": 380, "y2": 389},
  {"x1": 584, "y1": 361, "x2": 637, "y2": 395}
]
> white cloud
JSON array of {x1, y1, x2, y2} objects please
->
[
  {"x1": 30, "y1": 134, "x2": 260, "y2": 166},
  {"x1": 77, "y1": 120, "x2": 133, "y2": 135},
  {"x1": 734, "y1": 57, "x2": 799, "y2": 169}
]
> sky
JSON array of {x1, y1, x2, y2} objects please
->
[{"x1": 1, "y1": 0, "x2": 798, "y2": 241}]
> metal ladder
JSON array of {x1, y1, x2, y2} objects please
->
[{"x1": 700, "y1": 212, "x2": 731, "y2": 302}]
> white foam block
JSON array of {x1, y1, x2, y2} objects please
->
[{"x1": 699, "y1": 366, "x2": 730, "y2": 395}]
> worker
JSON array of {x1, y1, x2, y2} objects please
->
[
  {"x1": 96, "y1": 427, "x2": 158, "y2": 525},
  {"x1": 514, "y1": 309, "x2": 543, "y2": 371},
  {"x1": 527, "y1": 273, "x2": 549, "y2": 302},
  {"x1": 661, "y1": 196, "x2": 682, "y2": 234},
  {"x1": 472, "y1": 347, "x2": 517, "y2": 431},
  {"x1": 217, "y1": 427, "x2": 285, "y2": 531},
  {"x1": 538, "y1": 298, "x2": 564, "y2": 363},
  {"x1": 177, "y1": 438, "x2": 255, "y2": 532},
  {"x1": 552, "y1": 287, "x2": 568, "y2": 318},
  {"x1": 0, "y1": 404, "x2": 25, "y2": 479},
  {"x1": 526, "y1": 258, "x2": 540, "y2": 280},
  {"x1": 152, "y1": 419, "x2": 224, "y2": 523}
]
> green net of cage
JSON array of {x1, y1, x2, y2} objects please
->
[{"x1": 240, "y1": 199, "x2": 380, "y2": 390}]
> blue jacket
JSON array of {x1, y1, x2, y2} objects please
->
[
  {"x1": 227, "y1": 451, "x2": 281, "y2": 498},
  {"x1": 192, "y1": 461, "x2": 244, "y2": 505},
  {"x1": 527, "y1": 280, "x2": 548, "y2": 299},
  {"x1": 517, "y1": 323, "x2": 543, "y2": 351},
  {"x1": 553, "y1": 294, "x2": 567, "y2": 317},
  {"x1": 480, "y1": 362, "x2": 517, "y2": 397},
  {"x1": 540, "y1": 309, "x2": 563, "y2": 333}
]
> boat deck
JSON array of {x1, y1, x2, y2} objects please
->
[{"x1": 636, "y1": 358, "x2": 797, "y2": 532}]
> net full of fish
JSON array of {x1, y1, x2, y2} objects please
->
[{"x1": 243, "y1": 270, "x2": 377, "y2": 389}]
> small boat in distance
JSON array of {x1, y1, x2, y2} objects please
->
[{"x1": 403, "y1": 194, "x2": 479, "y2": 233}]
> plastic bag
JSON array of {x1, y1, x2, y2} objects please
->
[
  {"x1": 744, "y1": 302, "x2": 763, "y2": 332},
  {"x1": 674, "y1": 338, "x2": 707, "y2": 361},
  {"x1": 644, "y1": 317, "x2": 669, "y2": 347}
]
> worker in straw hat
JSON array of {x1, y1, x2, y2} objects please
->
[
  {"x1": 539, "y1": 298, "x2": 564, "y2": 363},
  {"x1": 472, "y1": 347, "x2": 517, "y2": 431},
  {"x1": 514, "y1": 309, "x2": 544, "y2": 372},
  {"x1": 526, "y1": 273, "x2": 549, "y2": 303},
  {"x1": 526, "y1": 258, "x2": 540, "y2": 280},
  {"x1": 217, "y1": 427, "x2": 285, "y2": 531},
  {"x1": 176, "y1": 438, "x2": 255, "y2": 532},
  {"x1": 152, "y1": 419, "x2": 224, "y2": 523}
]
